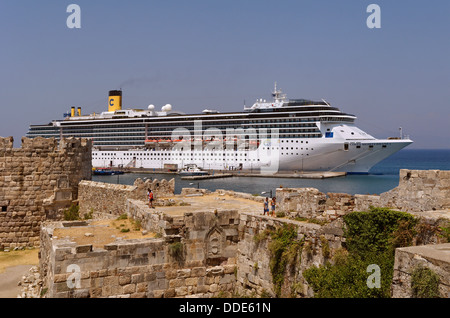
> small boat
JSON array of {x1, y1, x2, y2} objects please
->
[
  {"x1": 93, "y1": 168, "x2": 125, "y2": 175},
  {"x1": 178, "y1": 164, "x2": 209, "y2": 176}
]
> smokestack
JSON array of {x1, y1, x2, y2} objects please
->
[
  {"x1": 108, "y1": 90, "x2": 122, "y2": 112},
  {"x1": 71, "y1": 107, "x2": 75, "y2": 117},
  {"x1": 77, "y1": 107, "x2": 81, "y2": 116}
]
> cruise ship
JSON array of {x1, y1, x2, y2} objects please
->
[{"x1": 26, "y1": 84, "x2": 412, "y2": 173}]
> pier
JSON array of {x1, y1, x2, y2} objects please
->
[
  {"x1": 124, "y1": 168, "x2": 346, "y2": 179},
  {"x1": 232, "y1": 171, "x2": 347, "y2": 179},
  {"x1": 180, "y1": 173, "x2": 233, "y2": 180}
]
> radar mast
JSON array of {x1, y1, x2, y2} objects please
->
[{"x1": 271, "y1": 82, "x2": 287, "y2": 102}]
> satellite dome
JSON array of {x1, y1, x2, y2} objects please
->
[
  {"x1": 161, "y1": 104, "x2": 172, "y2": 112},
  {"x1": 148, "y1": 104, "x2": 155, "y2": 110}
]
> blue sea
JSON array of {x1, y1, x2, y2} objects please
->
[{"x1": 92, "y1": 149, "x2": 450, "y2": 196}]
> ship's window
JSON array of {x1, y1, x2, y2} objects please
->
[
  {"x1": 344, "y1": 143, "x2": 349, "y2": 151},
  {"x1": 382, "y1": 145, "x2": 387, "y2": 148}
]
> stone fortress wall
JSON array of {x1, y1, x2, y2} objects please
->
[
  {"x1": 39, "y1": 168, "x2": 449, "y2": 298},
  {"x1": 276, "y1": 169, "x2": 450, "y2": 222},
  {"x1": 0, "y1": 136, "x2": 92, "y2": 250},
  {"x1": 1, "y1": 134, "x2": 446, "y2": 298}
]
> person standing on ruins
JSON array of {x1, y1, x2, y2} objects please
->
[
  {"x1": 148, "y1": 189, "x2": 154, "y2": 208},
  {"x1": 263, "y1": 197, "x2": 269, "y2": 215},
  {"x1": 270, "y1": 197, "x2": 276, "y2": 217}
]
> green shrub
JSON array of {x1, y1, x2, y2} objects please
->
[
  {"x1": 267, "y1": 223, "x2": 303, "y2": 297},
  {"x1": 343, "y1": 207, "x2": 417, "y2": 258},
  {"x1": 303, "y1": 207, "x2": 418, "y2": 298},
  {"x1": 411, "y1": 266, "x2": 440, "y2": 298},
  {"x1": 63, "y1": 204, "x2": 80, "y2": 221},
  {"x1": 253, "y1": 228, "x2": 272, "y2": 245},
  {"x1": 275, "y1": 211, "x2": 286, "y2": 218},
  {"x1": 116, "y1": 213, "x2": 128, "y2": 220},
  {"x1": 169, "y1": 242, "x2": 184, "y2": 263},
  {"x1": 439, "y1": 221, "x2": 450, "y2": 242},
  {"x1": 83, "y1": 209, "x2": 94, "y2": 220}
]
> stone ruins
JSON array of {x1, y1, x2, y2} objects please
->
[
  {"x1": 1, "y1": 136, "x2": 448, "y2": 298},
  {"x1": 37, "y1": 169, "x2": 449, "y2": 298},
  {"x1": 0, "y1": 137, "x2": 92, "y2": 250}
]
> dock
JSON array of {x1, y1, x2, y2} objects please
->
[
  {"x1": 116, "y1": 167, "x2": 347, "y2": 179},
  {"x1": 181, "y1": 171, "x2": 346, "y2": 180},
  {"x1": 181, "y1": 173, "x2": 234, "y2": 180},
  {"x1": 238, "y1": 171, "x2": 347, "y2": 179}
]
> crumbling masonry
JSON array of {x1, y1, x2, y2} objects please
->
[
  {"x1": 38, "y1": 169, "x2": 449, "y2": 298},
  {"x1": 0, "y1": 136, "x2": 92, "y2": 250}
]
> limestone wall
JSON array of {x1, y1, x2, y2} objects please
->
[
  {"x1": 277, "y1": 169, "x2": 450, "y2": 222},
  {"x1": 78, "y1": 178, "x2": 175, "y2": 217},
  {"x1": 40, "y1": 202, "x2": 239, "y2": 298},
  {"x1": 391, "y1": 243, "x2": 450, "y2": 298},
  {"x1": 276, "y1": 188, "x2": 355, "y2": 222},
  {"x1": 236, "y1": 212, "x2": 344, "y2": 297},
  {"x1": 39, "y1": 169, "x2": 450, "y2": 298},
  {"x1": 0, "y1": 136, "x2": 92, "y2": 250},
  {"x1": 356, "y1": 169, "x2": 450, "y2": 212}
]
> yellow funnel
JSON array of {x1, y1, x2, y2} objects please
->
[{"x1": 108, "y1": 90, "x2": 122, "y2": 112}]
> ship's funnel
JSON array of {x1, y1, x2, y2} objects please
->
[
  {"x1": 71, "y1": 107, "x2": 75, "y2": 117},
  {"x1": 77, "y1": 107, "x2": 81, "y2": 116},
  {"x1": 108, "y1": 90, "x2": 122, "y2": 112}
]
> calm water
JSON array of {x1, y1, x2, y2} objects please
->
[{"x1": 92, "y1": 149, "x2": 450, "y2": 196}]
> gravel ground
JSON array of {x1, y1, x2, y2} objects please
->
[{"x1": 0, "y1": 264, "x2": 35, "y2": 298}]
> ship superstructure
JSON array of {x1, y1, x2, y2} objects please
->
[{"x1": 27, "y1": 84, "x2": 412, "y2": 173}]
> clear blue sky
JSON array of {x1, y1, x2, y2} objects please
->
[{"x1": 1, "y1": 0, "x2": 449, "y2": 149}]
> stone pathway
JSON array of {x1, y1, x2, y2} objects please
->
[{"x1": 0, "y1": 265, "x2": 34, "y2": 298}]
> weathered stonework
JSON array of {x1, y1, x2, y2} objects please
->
[
  {"x1": 78, "y1": 177, "x2": 174, "y2": 216},
  {"x1": 235, "y1": 213, "x2": 344, "y2": 297},
  {"x1": 277, "y1": 169, "x2": 450, "y2": 222},
  {"x1": 356, "y1": 169, "x2": 450, "y2": 212},
  {"x1": 276, "y1": 188, "x2": 355, "y2": 222},
  {"x1": 37, "y1": 169, "x2": 450, "y2": 298},
  {"x1": 391, "y1": 243, "x2": 450, "y2": 298},
  {"x1": 0, "y1": 136, "x2": 92, "y2": 250}
]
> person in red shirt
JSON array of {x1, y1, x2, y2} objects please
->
[{"x1": 148, "y1": 189, "x2": 154, "y2": 208}]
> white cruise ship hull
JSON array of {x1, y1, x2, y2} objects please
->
[{"x1": 92, "y1": 138, "x2": 412, "y2": 173}]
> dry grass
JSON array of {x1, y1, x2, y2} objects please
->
[
  {"x1": 53, "y1": 217, "x2": 156, "y2": 248},
  {"x1": 0, "y1": 248, "x2": 39, "y2": 274}
]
